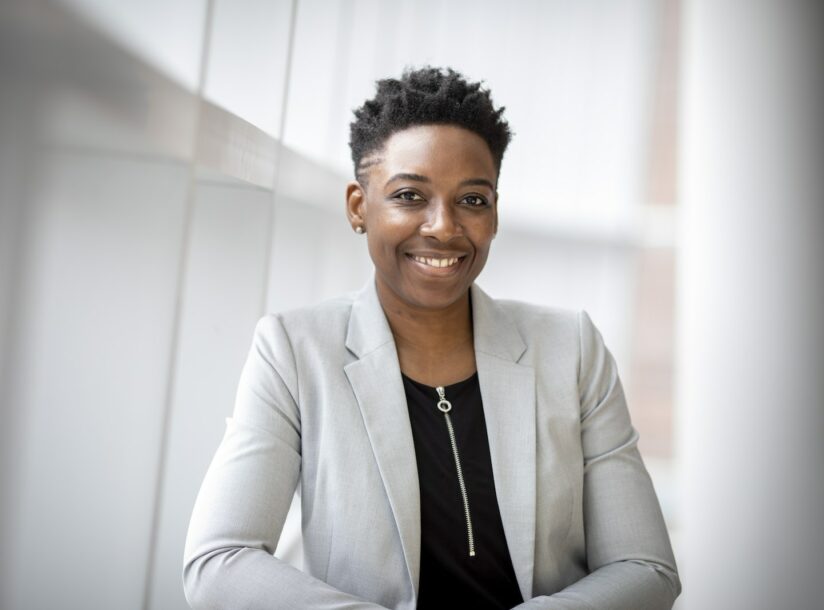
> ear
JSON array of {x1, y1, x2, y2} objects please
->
[{"x1": 345, "y1": 180, "x2": 367, "y2": 230}]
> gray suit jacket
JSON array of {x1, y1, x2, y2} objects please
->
[{"x1": 183, "y1": 272, "x2": 681, "y2": 609}]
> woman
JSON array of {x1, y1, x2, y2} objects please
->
[{"x1": 183, "y1": 66, "x2": 681, "y2": 609}]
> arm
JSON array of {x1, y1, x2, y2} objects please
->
[
  {"x1": 512, "y1": 310, "x2": 681, "y2": 610},
  {"x1": 182, "y1": 314, "x2": 390, "y2": 609}
]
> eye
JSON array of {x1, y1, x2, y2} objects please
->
[
  {"x1": 461, "y1": 194, "x2": 488, "y2": 207},
  {"x1": 395, "y1": 190, "x2": 424, "y2": 202}
]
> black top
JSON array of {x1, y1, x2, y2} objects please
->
[{"x1": 402, "y1": 371, "x2": 524, "y2": 610}]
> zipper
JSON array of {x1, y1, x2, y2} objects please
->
[{"x1": 435, "y1": 385, "x2": 476, "y2": 557}]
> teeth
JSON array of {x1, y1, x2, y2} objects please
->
[{"x1": 412, "y1": 255, "x2": 460, "y2": 268}]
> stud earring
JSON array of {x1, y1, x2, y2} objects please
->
[{"x1": 355, "y1": 226, "x2": 364, "y2": 234}]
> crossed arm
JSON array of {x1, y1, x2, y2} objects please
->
[{"x1": 510, "y1": 310, "x2": 681, "y2": 609}]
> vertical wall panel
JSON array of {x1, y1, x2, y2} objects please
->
[
  {"x1": 204, "y1": 0, "x2": 294, "y2": 137},
  {"x1": 149, "y1": 182, "x2": 273, "y2": 610},
  {"x1": 5, "y1": 151, "x2": 189, "y2": 610},
  {"x1": 281, "y1": 0, "x2": 349, "y2": 167}
]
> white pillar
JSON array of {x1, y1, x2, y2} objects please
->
[{"x1": 677, "y1": 1, "x2": 823, "y2": 608}]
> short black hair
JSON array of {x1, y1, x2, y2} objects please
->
[{"x1": 349, "y1": 65, "x2": 513, "y2": 188}]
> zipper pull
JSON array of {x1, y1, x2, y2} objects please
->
[{"x1": 436, "y1": 386, "x2": 452, "y2": 413}]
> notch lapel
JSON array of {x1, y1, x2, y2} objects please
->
[
  {"x1": 343, "y1": 274, "x2": 422, "y2": 596},
  {"x1": 343, "y1": 273, "x2": 536, "y2": 603},
  {"x1": 470, "y1": 283, "x2": 537, "y2": 603}
]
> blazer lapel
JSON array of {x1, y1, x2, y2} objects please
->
[
  {"x1": 343, "y1": 273, "x2": 536, "y2": 603},
  {"x1": 343, "y1": 273, "x2": 422, "y2": 595},
  {"x1": 470, "y1": 282, "x2": 537, "y2": 603}
]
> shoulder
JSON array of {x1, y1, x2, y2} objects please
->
[
  {"x1": 491, "y1": 295, "x2": 581, "y2": 340},
  {"x1": 275, "y1": 290, "x2": 357, "y2": 330},
  {"x1": 250, "y1": 290, "x2": 357, "y2": 355},
  {"x1": 486, "y1": 294, "x2": 607, "y2": 370}
]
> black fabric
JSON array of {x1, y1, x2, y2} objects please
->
[{"x1": 402, "y1": 371, "x2": 524, "y2": 610}]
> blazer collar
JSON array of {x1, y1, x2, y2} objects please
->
[{"x1": 343, "y1": 270, "x2": 536, "y2": 604}]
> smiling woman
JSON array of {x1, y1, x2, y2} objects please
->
[
  {"x1": 183, "y1": 66, "x2": 682, "y2": 610},
  {"x1": 345, "y1": 122, "x2": 500, "y2": 436}
]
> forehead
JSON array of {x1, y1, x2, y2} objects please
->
[{"x1": 368, "y1": 124, "x2": 497, "y2": 183}]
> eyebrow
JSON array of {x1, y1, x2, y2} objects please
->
[{"x1": 384, "y1": 173, "x2": 495, "y2": 191}]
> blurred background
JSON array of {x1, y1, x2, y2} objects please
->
[{"x1": 0, "y1": 1, "x2": 821, "y2": 609}]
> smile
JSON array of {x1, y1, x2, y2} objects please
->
[{"x1": 411, "y1": 255, "x2": 461, "y2": 268}]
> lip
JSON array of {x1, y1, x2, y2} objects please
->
[
  {"x1": 405, "y1": 253, "x2": 467, "y2": 277},
  {"x1": 406, "y1": 250, "x2": 468, "y2": 258}
]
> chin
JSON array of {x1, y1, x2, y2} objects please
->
[
  {"x1": 375, "y1": 267, "x2": 472, "y2": 311},
  {"x1": 405, "y1": 285, "x2": 469, "y2": 310}
]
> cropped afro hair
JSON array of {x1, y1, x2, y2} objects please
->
[{"x1": 349, "y1": 65, "x2": 513, "y2": 188}]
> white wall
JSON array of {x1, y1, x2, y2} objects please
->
[
  {"x1": 148, "y1": 182, "x2": 274, "y2": 609},
  {"x1": 5, "y1": 150, "x2": 189, "y2": 610}
]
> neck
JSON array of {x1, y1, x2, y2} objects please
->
[{"x1": 376, "y1": 282, "x2": 474, "y2": 355}]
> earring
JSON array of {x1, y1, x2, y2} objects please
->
[{"x1": 355, "y1": 226, "x2": 364, "y2": 234}]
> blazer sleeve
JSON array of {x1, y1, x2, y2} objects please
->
[
  {"x1": 512, "y1": 310, "x2": 682, "y2": 610},
  {"x1": 182, "y1": 314, "x2": 390, "y2": 609}
]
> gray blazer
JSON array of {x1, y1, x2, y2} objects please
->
[{"x1": 183, "y1": 272, "x2": 681, "y2": 609}]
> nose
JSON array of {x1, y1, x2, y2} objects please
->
[{"x1": 420, "y1": 198, "x2": 462, "y2": 242}]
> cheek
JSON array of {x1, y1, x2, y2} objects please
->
[
  {"x1": 365, "y1": 225, "x2": 405, "y2": 267},
  {"x1": 466, "y1": 217, "x2": 496, "y2": 245},
  {"x1": 370, "y1": 215, "x2": 413, "y2": 246}
]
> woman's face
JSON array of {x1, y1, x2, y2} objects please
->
[{"x1": 346, "y1": 123, "x2": 499, "y2": 312}]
